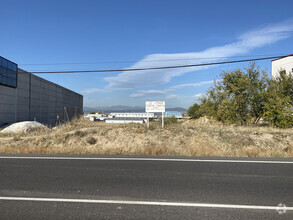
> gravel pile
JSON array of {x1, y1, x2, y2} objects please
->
[{"x1": 0, "y1": 121, "x2": 48, "y2": 133}]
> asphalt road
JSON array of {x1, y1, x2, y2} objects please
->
[{"x1": 0, "y1": 155, "x2": 292, "y2": 219}]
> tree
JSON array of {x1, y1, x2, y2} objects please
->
[
  {"x1": 194, "y1": 63, "x2": 269, "y2": 125},
  {"x1": 188, "y1": 64, "x2": 293, "y2": 128},
  {"x1": 263, "y1": 71, "x2": 293, "y2": 128},
  {"x1": 187, "y1": 103, "x2": 202, "y2": 119},
  {"x1": 274, "y1": 70, "x2": 293, "y2": 101},
  {"x1": 245, "y1": 63, "x2": 269, "y2": 123}
]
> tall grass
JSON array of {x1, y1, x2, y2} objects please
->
[{"x1": 0, "y1": 117, "x2": 292, "y2": 157}]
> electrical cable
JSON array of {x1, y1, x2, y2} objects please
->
[
  {"x1": 1, "y1": 54, "x2": 291, "y2": 75},
  {"x1": 28, "y1": 55, "x2": 290, "y2": 74},
  {"x1": 19, "y1": 53, "x2": 288, "y2": 66}
]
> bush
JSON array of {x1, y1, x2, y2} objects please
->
[
  {"x1": 87, "y1": 137, "x2": 97, "y2": 145},
  {"x1": 199, "y1": 64, "x2": 268, "y2": 125},
  {"x1": 263, "y1": 73, "x2": 293, "y2": 128},
  {"x1": 74, "y1": 130, "x2": 87, "y2": 137},
  {"x1": 188, "y1": 103, "x2": 202, "y2": 119},
  {"x1": 187, "y1": 63, "x2": 293, "y2": 127},
  {"x1": 160, "y1": 116, "x2": 179, "y2": 125}
]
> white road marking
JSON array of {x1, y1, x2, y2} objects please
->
[
  {"x1": 0, "y1": 156, "x2": 292, "y2": 164},
  {"x1": 0, "y1": 196, "x2": 292, "y2": 211}
]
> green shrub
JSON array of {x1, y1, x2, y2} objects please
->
[
  {"x1": 187, "y1": 63, "x2": 293, "y2": 128},
  {"x1": 160, "y1": 116, "x2": 179, "y2": 125},
  {"x1": 188, "y1": 103, "x2": 203, "y2": 119}
]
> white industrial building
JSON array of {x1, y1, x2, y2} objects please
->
[
  {"x1": 272, "y1": 54, "x2": 293, "y2": 78},
  {"x1": 84, "y1": 113, "x2": 105, "y2": 121},
  {"x1": 105, "y1": 112, "x2": 154, "y2": 124},
  {"x1": 164, "y1": 111, "x2": 182, "y2": 119},
  {"x1": 109, "y1": 112, "x2": 154, "y2": 118}
]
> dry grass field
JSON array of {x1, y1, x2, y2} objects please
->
[{"x1": 0, "y1": 117, "x2": 293, "y2": 157}]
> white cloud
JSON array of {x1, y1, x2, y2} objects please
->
[
  {"x1": 104, "y1": 19, "x2": 293, "y2": 89},
  {"x1": 129, "y1": 79, "x2": 214, "y2": 99},
  {"x1": 193, "y1": 93, "x2": 204, "y2": 98},
  {"x1": 81, "y1": 88, "x2": 104, "y2": 94},
  {"x1": 130, "y1": 90, "x2": 179, "y2": 100},
  {"x1": 129, "y1": 93, "x2": 144, "y2": 98},
  {"x1": 170, "y1": 80, "x2": 214, "y2": 89},
  {"x1": 130, "y1": 89, "x2": 167, "y2": 98},
  {"x1": 166, "y1": 94, "x2": 178, "y2": 99}
]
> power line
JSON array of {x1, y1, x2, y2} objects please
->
[
  {"x1": 2, "y1": 54, "x2": 290, "y2": 75},
  {"x1": 18, "y1": 53, "x2": 287, "y2": 66},
  {"x1": 27, "y1": 55, "x2": 290, "y2": 74}
]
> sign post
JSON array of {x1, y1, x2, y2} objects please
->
[
  {"x1": 162, "y1": 111, "x2": 164, "y2": 128},
  {"x1": 145, "y1": 101, "x2": 165, "y2": 129}
]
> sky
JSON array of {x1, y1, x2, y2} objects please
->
[{"x1": 1, "y1": 0, "x2": 293, "y2": 109}]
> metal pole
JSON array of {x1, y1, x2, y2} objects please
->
[
  {"x1": 162, "y1": 112, "x2": 164, "y2": 128},
  {"x1": 147, "y1": 115, "x2": 149, "y2": 129}
]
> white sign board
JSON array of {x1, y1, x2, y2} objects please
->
[{"x1": 145, "y1": 101, "x2": 165, "y2": 113}]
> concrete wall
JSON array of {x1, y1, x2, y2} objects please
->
[
  {"x1": 0, "y1": 69, "x2": 83, "y2": 126},
  {"x1": 272, "y1": 56, "x2": 293, "y2": 78}
]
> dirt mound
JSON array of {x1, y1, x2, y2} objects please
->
[
  {"x1": 1, "y1": 121, "x2": 48, "y2": 133},
  {"x1": 182, "y1": 116, "x2": 222, "y2": 126}
]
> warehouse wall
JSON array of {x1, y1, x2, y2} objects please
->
[
  {"x1": 0, "y1": 84, "x2": 17, "y2": 125},
  {"x1": 0, "y1": 69, "x2": 83, "y2": 127},
  {"x1": 272, "y1": 56, "x2": 293, "y2": 78}
]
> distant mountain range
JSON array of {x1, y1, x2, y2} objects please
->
[{"x1": 83, "y1": 105, "x2": 187, "y2": 114}]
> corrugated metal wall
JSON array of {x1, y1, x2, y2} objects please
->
[{"x1": 0, "y1": 69, "x2": 83, "y2": 126}]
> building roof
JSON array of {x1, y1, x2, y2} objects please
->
[
  {"x1": 271, "y1": 54, "x2": 293, "y2": 62},
  {"x1": 0, "y1": 56, "x2": 18, "y2": 66},
  {"x1": 165, "y1": 111, "x2": 182, "y2": 115},
  {"x1": 110, "y1": 112, "x2": 151, "y2": 114}
]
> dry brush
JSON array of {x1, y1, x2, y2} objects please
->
[{"x1": 0, "y1": 117, "x2": 292, "y2": 157}]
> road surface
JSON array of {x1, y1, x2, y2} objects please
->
[{"x1": 0, "y1": 155, "x2": 292, "y2": 219}]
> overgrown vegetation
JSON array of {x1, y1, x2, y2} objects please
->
[
  {"x1": 187, "y1": 103, "x2": 202, "y2": 119},
  {"x1": 188, "y1": 63, "x2": 293, "y2": 128},
  {"x1": 1, "y1": 64, "x2": 292, "y2": 157},
  {"x1": 160, "y1": 116, "x2": 179, "y2": 125},
  {"x1": 0, "y1": 117, "x2": 292, "y2": 157}
]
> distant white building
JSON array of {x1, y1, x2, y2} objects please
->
[
  {"x1": 105, "y1": 112, "x2": 154, "y2": 124},
  {"x1": 164, "y1": 111, "x2": 182, "y2": 119},
  {"x1": 109, "y1": 112, "x2": 154, "y2": 118},
  {"x1": 272, "y1": 54, "x2": 293, "y2": 78},
  {"x1": 84, "y1": 113, "x2": 105, "y2": 121}
]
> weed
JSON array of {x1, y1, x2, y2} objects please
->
[
  {"x1": 0, "y1": 117, "x2": 293, "y2": 157},
  {"x1": 135, "y1": 128, "x2": 145, "y2": 134},
  {"x1": 87, "y1": 137, "x2": 97, "y2": 145},
  {"x1": 74, "y1": 130, "x2": 87, "y2": 137},
  {"x1": 13, "y1": 136, "x2": 22, "y2": 141}
]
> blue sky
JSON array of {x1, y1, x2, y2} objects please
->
[{"x1": 1, "y1": 0, "x2": 293, "y2": 109}]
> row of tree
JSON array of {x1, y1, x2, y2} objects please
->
[{"x1": 188, "y1": 63, "x2": 293, "y2": 128}]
